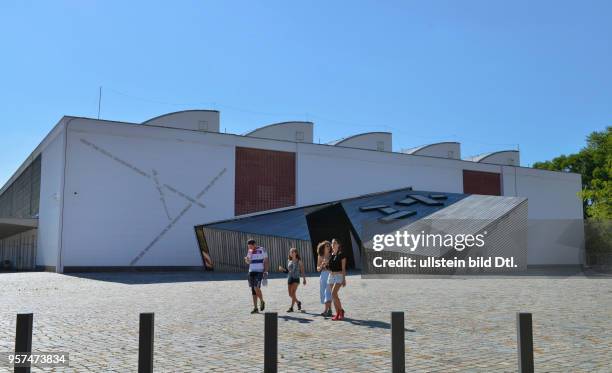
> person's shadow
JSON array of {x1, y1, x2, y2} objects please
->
[
  {"x1": 278, "y1": 315, "x2": 314, "y2": 324},
  {"x1": 343, "y1": 317, "x2": 416, "y2": 332},
  {"x1": 277, "y1": 312, "x2": 416, "y2": 332}
]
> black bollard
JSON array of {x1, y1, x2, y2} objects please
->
[
  {"x1": 14, "y1": 313, "x2": 33, "y2": 373},
  {"x1": 138, "y1": 313, "x2": 154, "y2": 373},
  {"x1": 391, "y1": 312, "x2": 405, "y2": 373},
  {"x1": 516, "y1": 312, "x2": 534, "y2": 373},
  {"x1": 264, "y1": 312, "x2": 277, "y2": 373}
]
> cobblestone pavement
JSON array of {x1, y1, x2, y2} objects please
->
[{"x1": 0, "y1": 271, "x2": 611, "y2": 372}]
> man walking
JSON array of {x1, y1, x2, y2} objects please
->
[{"x1": 244, "y1": 239, "x2": 269, "y2": 314}]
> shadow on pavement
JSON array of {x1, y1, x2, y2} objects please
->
[
  {"x1": 343, "y1": 317, "x2": 416, "y2": 332},
  {"x1": 51, "y1": 267, "x2": 612, "y2": 285},
  {"x1": 276, "y1": 312, "x2": 416, "y2": 332},
  {"x1": 278, "y1": 315, "x2": 314, "y2": 324},
  {"x1": 63, "y1": 271, "x2": 266, "y2": 284}
]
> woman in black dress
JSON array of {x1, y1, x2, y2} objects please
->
[{"x1": 327, "y1": 238, "x2": 347, "y2": 320}]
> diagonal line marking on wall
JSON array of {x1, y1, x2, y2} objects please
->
[
  {"x1": 80, "y1": 138, "x2": 208, "y2": 209},
  {"x1": 162, "y1": 184, "x2": 206, "y2": 209},
  {"x1": 129, "y1": 168, "x2": 227, "y2": 266},
  {"x1": 152, "y1": 169, "x2": 172, "y2": 220}
]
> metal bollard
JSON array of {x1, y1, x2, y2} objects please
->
[
  {"x1": 264, "y1": 312, "x2": 278, "y2": 373},
  {"x1": 138, "y1": 313, "x2": 154, "y2": 373},
  {"x1": 516, "y1": 312, "x2": 534, "y2": 373},
  {"x1": 391, "y1": 312, "x2": 405, "y2": 373},
  {"x1": 14, "y1": 313, "x2": 33, "y2": 373}
]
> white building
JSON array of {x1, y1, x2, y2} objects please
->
[{"x1": 0, "y1": 110, "x2": 584, "y2": 272}]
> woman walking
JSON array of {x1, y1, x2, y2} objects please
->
[
  {"x1": 317, "y1": 241, "x2": 333, "y2": 317},
  {"x1": 279, "y1": 247, "x2": 307, "y2": 312},
  {"x1": 327, "y1": 238, "x2": 347, "y2": 320}
]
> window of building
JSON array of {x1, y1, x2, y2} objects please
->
[
  {"x1": 376, "y1": 141, "x2": 385, "y2": 151},
  {"x1": 295, "y1": 131, "x2": 304, "y2": 142},
  {"x1": 198, "y1": 120, "x2": 209, "y2": 131}
]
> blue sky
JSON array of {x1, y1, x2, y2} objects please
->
[{"x1": 1, "y1": 1, "x2": 610, "y2": 185}]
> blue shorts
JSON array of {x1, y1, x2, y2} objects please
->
[{"x1": 327, "y1": 273, "x2": 344, "y2": 285}]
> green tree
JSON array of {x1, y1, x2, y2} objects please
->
[{"x1": 533, "y1": 126, "x2": 611, "y2": 219}]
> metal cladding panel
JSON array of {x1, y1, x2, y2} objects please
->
[
  {"x1": 235, "y1": 147, "x2": 296, "y2": 216},
  {"x1": 341, "y1": 189, "x2": 468, "y2": 240},
  {"x1": 361, "y1": 195, "x2": 528, "y2": 275},
  {"x1": 0, "y1": 228, "x2": 38, "y2": 270},
  {"x1": 205, "y1": 205, "x2": 317, "y2": 241},
  {"x1": 463, "y1": 169, "x2": 501, "y2": 196},
  {"x1": 0, "y1": 155, "x2": 41, "y2": 219},
  {"x1": 201, "y1": 188, "x2": 469, "y2": 263},
  {"x1": 201, "y1": 228, "x2": 314, "y2": 273}
]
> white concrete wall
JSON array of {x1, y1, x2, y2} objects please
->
[
  {"x1": 54, "y1": 118, "x2": 583, "y2": 268},
  {"x1": 297, "y1": 144, "x2": 467, "y2": 205},
  {"x1": 246, "y1": 122, "x2": 313, "y2": 143},
  {"x1": 36, "y1": 126, "x2": 66, "y2": 269},
  {"x1": 501, "y1": 166, "x2": 584, "y2": 265},
  {"x1": 297, "y1": 145, "x2": 582, "y2": 265},
  {"x1": 60, "y1": 118, "x2": 235, "y2": 267}
]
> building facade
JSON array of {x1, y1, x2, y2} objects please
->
[{"x1": 0, "y1": 110, "x2": 584, "y2": 272}]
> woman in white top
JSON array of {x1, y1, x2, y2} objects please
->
[{"x1": 316, "y1": 241, "x2": 333, "y2": 317}]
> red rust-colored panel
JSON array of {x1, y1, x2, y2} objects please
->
[
  {"x1": 235, "y1": 147, "x2": 296, "y2": 215},
  {"x1": 463, "y1": 170, "x2": 502, "y2": 196}
]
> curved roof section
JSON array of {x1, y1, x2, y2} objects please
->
[
  {"x1": 402, "y1": 142, "x2": 461, "y2": 159},
  {"x1": 466, "y1": 150, "x2": 520, "y2": 166},
  {"x1": 142, "y1": 110, "x2": 220, "y2": 132},
  {"x1": 244, "y1": 121, "x2": 313, "y2": 143},
  {"x1": 328, "y1": 131, "x2": 391, "y2": 145},
  {"x1": 244, "y1": 121, "x2": 312, "y2": 135},
  {"x1": 142, "y1": 110, "x2": 219, "y2": 125},
  {"x1": 328, "y1": 132, "x2": 392, "y2": 151}
]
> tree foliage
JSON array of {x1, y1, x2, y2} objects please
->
[{"x1": 533, "y1": 126, "x2": 611, "y2": 219}]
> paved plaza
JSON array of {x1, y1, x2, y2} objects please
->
[{"x1": 0, "y1": 271, "x2": 611, "y2": 372}]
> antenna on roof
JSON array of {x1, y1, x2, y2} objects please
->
[{"x1": 97, "y1": 86, "x2": 103, "y2": 119}]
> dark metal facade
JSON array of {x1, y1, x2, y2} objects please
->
[
  {"x1": 198, "y1": 227, "x2": 314, "y2": 273},
  {"x1": 0, "y1": 228, "x2": 37, "y2": 270},
  {"x1": 0, "y1": 155, "x2": 41, "y2": 219}
]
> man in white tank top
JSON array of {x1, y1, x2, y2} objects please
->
[{"x1": 244, "y1": 239, "x2": 269, "y2": 314}]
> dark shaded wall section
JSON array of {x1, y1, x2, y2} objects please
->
[
  {"x1": 0, "y1": 156, "x2": 41, "y2": 218},
  {"x1": 235, "y1": 147, "x2": 296, "y2": 216},
  {"x1": 306, "y1": 203, "x2": 357, "y2": 269}
]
